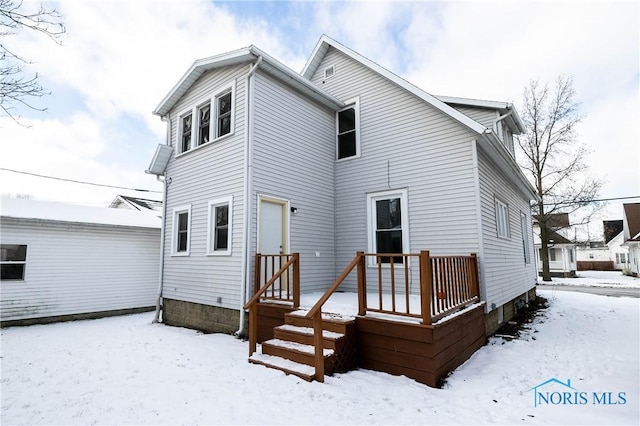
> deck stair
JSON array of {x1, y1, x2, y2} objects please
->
[{"x1": 249, "y1": 309, "x2": 357, "y2": 381}]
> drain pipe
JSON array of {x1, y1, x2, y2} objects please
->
[
  {"x1": 236, "y1": 55, "x2": 262, "y2": 336},
  {"x1": 152, "y1": 116, "x2": 171, "y2": 323}
]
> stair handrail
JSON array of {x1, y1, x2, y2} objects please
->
[
  {"x1": 244, "y1": 253, "x2": 300, "y2": 356},
  {"x1": 305, "y1": 251, "x2": 364, "y2": 383}
]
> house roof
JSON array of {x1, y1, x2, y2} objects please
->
[
  {"x1": 302, "y1": 35, "x2": 487, "y2": 135},
  {"x1": 154, "y1": 45, "x2": 345, "y2": 117},
  {"x1": 109, "y1": 195, "x2": 163, "y2": 213},
  {"x1": 547, "y1": 229, "x2": 573, "y2": 245},
  {"x1": 534, "y1": 213, "x2": 570, "y2": 229},
  {"x1": 603, "y1": 220, "x2": 623, "y2": 243},
  {"x1": 1, "y1": 198, "x2": 161, "y2": 229},
  {"x1": 623, "y1": 203, "x2": 640, "y2": 241},
  {"x1": 435, "y1": 95, "x2": 526, "y2": 134}
]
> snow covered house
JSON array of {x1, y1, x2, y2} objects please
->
[
  {"x1": 148, "y1": 35, "x2": 538, "y2": 386},
  {"x1": 0, "y1": 198, "x2": 161, "y2": 325},
  {"x1": 621, "y1": 203, "x2": 640, "y2": 276}
]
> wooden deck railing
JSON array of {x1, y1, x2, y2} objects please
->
[
  {"x1": 243, "y1": 253, "x2": 300, "y2": 356},
  {"x1": 305, "y1": 250, "x2": 479, "y2": 382}
]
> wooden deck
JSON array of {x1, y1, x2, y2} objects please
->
[{"x1": 245, "y1": 251, "x2": 485, "y2": 387}]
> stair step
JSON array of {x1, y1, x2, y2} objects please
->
[
  {"x1": 285, "y1": 310, "x2": 355, "y2": 333},
  {"x1": 263, "y1": 338, "x2": 334, "y2": 357},
  {"x1": 275, "y1": 324, "x2": 344, "y2": 339},
  {"x1": 249, "y1": 353, "x2": 315, "y2": 382}
]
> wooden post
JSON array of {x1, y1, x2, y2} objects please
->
[
  {"x1": 249, "y1": 305, "x2": 257, "y2": 356},
  {"x1": 293, "y1": 252, "x2": 300, "y2": 308},
  {"x1": 470, "y1": 253, "x2": 479, "y2": 298},
  {"x1": 254, "y1": 254, "x2": 261, "y2": 296},
  {"x1": 357, "y1": 252, "x2": 366, "y2": 316},
  {"x1": 313, "y1": 311, "x2": 325, "y2": 383},
  {"x1": 420, "y1": 250, "x2": 432, "y2": 325}
]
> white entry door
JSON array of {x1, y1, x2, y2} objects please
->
[
  {"x1": 259, "y1": 199, "x2": 286, "y2": 255},
  {"x1": 258, "y1": 197, "x2": 289, "y2": 290}
]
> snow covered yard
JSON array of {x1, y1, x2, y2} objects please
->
[
  {"x1": 2, "y1": 289, "x2": 638, "y2": 425},
  {"x1": 538, "y1": 270, "x2": 640, "y2": 288}
]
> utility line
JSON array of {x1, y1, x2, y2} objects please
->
[
  {"x1": 541, "y1": 195, "x2": 640, "y2": 206},
  {"x1": 0, "y1": 167, "x2": 162, "y2": 193}
]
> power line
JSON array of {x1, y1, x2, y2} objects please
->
[
  {"x1": 543, "y1": 195, "x2": 640, "y2": 206},
  {"x1": 0, "y1": 167, "x2": 162, "y2": 193}
]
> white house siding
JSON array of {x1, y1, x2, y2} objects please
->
[
  {"x1": 450, "y1": 105, "x2": 497, "y2": 129},
  {"x1": 251, "y1": 70, "x2": 337, "y2": 292},
  {"x1": 309, "y1": 47, "x2": 481, "y2": 292},
  {"x1": 162, "y1": 64, "x2": 247, "y2": 310},
  {"x1": 478, "y1": 148, "x2": 537, "y2": 309},
  {"x1": 1, "y1": 219, "x2": 159, "y2": 321}
]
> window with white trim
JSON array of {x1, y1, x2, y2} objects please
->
[
  {"x1": 336, "y1": 98, "x2": 360, "y2": 160},
  {"x1": 1, "y1": 244, "x2": 27, "y2": 280},
  {"x1": 495, "y1": 199, "x2": 510, "y2": 238},
  {"x1": 207, "y1": 196, "x2": 233, "y2": 255},
  {"x1": 520, "y1": 212, "x2": 531, "y2": 264},
  {"x1": 177, "y1": 82, "x2": 235, "y2": 155},
  {"x1": 172, "y1": 205, "x2": 191, "y2": 255},
  {"x1": 367, "y1": 189, "x2": 409, "y2": 264}
]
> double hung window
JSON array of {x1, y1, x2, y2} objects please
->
[
  {"x1": 367, "y1": 189, "x2": 409, "y2": 264},
  {"x1": 336, "y1": 98, "x2": 360, "y2": 160},
  {"x1": 177, "y1": 82, "x2": 235, "y2": 155},
  {"x1": 207, "y1": 197, "x2": 233, "y2": 255},
  {"x1": 495, "y1": 199, "x2": 510, "y2": 238},
  {"x1": 172, "y1": 205, "x2": 191, "y2": 255},
  {"x1": 0, "y1": 244, "x2": 27, "y2": 280}
]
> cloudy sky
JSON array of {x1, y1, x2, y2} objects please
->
[{"x1": 1, "y1": 0, "x2": 638, "y2": 232}]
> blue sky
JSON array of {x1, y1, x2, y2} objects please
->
[{"x1": 1, "y1": 0, "x2": 638, "y2": 233}]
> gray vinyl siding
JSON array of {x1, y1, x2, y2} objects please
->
[
  {"x1": 1, "y1": 220, "x2": 159, "y2": 321},
  {"x1": 251, "y1": 70, "x2": 337, "y2": 292},
  {"x1": 477, "y1": 148, "x2": 537, "y2": 309},
  {"x1": 309, "y1": 47, "x2": 481, "y2": 291},
  {"x1": 162, "y1": 64, "x2": 247, "y2": 310},
  {"x1": 449, "y1": 105, "x2": 497, "y2": 129}
]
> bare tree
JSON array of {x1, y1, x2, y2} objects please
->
[
  {"x1": 516, "y1": 76, "x2": 603, "y2": 281},
  {"x1": 1, "y1": 0, "x2": 65, "y2": 122}
]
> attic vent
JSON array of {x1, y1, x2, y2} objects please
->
[{"x1": 324, "y1": 65, "x2": 335, "y2": 80}]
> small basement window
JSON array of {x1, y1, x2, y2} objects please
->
[{"x1": 0, "y1": 244, "x2": 27, "y2": 280}]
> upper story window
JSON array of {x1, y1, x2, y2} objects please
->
[
  {"x1": 495, "y1": 198, "x2": 510, "y2": 239},
  {"x1": 336, "y1": 98, "x2": 360, "y2": 160},
  {"x1": 217, "y1": 91, "x2": 232, "y2": 138},
  {"x1": 181, "y1": 114, "x2": 192, "y2": 153},
  {"x1": 172, "y1": 205, "x2": 191, "y2": 256},
  {"x1": 1, "y1": 244, "x2": 27, "y2": 280},
  {"x1": 177, "y1": 81, "x2": 235, "y2": 155}
]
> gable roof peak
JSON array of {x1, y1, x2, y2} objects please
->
[{"x1": 302, "y1": 35, "x2": 487, "y2": 136}]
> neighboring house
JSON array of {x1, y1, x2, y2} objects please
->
[
  {"x1": 533, "y1": 213, "x2": 576, "y2": 277},
  {"x1": 621, "y1": 203, "x2": 640, "y2": 276},
  {"x1": 0, "y1": 198, "x2": 161, "y2": 325},
  {"x1": 147, "y1": 35, "x2": 538, "y2": 386},
  {"x1": 110, "y1": 195, "x2": 162, "y2": 216},
  {"x1": 576, "y1": 240, "x2": 609, "y2": 261},
  {"x1": 608, "y1": 231, "x2": 629, "y2": 270}
]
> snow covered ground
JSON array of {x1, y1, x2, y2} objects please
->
[
  {"x1": 2, "y1": 275, "x2": 639, "y2": 425},
  {"x1": 538, "y1": 270, "x2": 640, "y2": 288}
]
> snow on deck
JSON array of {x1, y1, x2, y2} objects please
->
[{"x1": 0, "y1": 197, "x2": 161, "y2": 229}]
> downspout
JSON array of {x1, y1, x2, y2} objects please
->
[
  {"x1": 236, "y1": 55, "x2": 263, "y2": 336},
  {"x1": 153, "y1": 115, "x2": 171, "y2": 323},
  {"x1": 471, "y1": 139, "x2": 488, "y2": 312}
]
